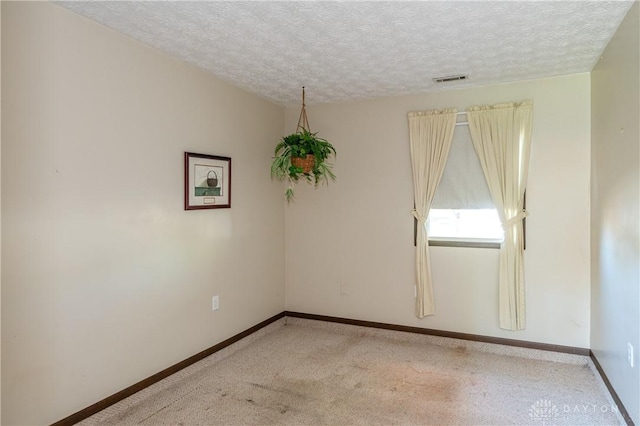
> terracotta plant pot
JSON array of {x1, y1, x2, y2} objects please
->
[{"x1": 291, "y1": 154, "x2": 315, "y2": 174}]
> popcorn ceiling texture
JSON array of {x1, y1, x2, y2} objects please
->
[{"x1": 56, "y1": 1, "x2": 633, "y2": 106}]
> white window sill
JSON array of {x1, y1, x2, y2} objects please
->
[{"x1": 428, "y1": 238, "x2": 502, "y2": 249}]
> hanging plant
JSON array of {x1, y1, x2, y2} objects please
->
[{"x1": 271, "y1": 88, "x2": 336, "y2": 201}]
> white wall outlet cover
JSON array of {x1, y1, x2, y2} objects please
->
[
  {"x1": 340, "y1": 283, "x2": 349, "y2": 295},
  {"x1": 212, "y1": 295, "x2": 220, "y2": 311}
]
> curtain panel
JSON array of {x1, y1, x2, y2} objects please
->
[
  {"x1": 466, "y1": 101, "x2": 533, "y2": 330},
  {"x1": 408, "y1": 109, "x2": 457, "y2": 318}
]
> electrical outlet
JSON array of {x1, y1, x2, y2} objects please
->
[
  {"x1": 340, "y1": 283, "x2": 349, "y2": 295},
  {"x1": 628, "y1": 343, "x2": 634, "y2": 367},
  {"x1": 212, "y1": 295, "x2": 220, "y2": 311}
]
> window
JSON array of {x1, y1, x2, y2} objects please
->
[
  {"x1": 424, "y1": 121, "x2": 503, "y2": 248},
  {"x1": 427, "y1": 208, "x2": 503, "y2": 243}
]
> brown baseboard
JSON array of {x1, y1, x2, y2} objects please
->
[
  {"x1": 51, "y1": 311, "x2": 285, "y2": 426},
  {"x1": 52, "y1": 310, "x2": 633, "y2": 426},
  {"x1": 285, "y1": 311, "x2": 591, "y2": 356},
  {"x1": 590, "y1": 351, "x2": 635, "y2": 426},
  {"x1": 286, "y1": 311, "x2": 634, "y2": 424}
]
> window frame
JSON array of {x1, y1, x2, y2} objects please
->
[{"x1": 413, "y1": 193, "x2": 526, "y2": 250}]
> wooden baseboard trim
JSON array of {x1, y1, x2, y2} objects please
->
[
  {"x1": 54, "y1": 311, "x2": 634, "y2": 426},
  {"x1": 51, "y1": 311, "x2": 285, "y2": 426},
  {"x1": 286, "y1": 311, "x2": 637, "y2": 423},
  {"x1": 590, "y1": 351, "x2": 635, "y2": 426},
  {"x1": 284, "y1": 311, "x2": 590, "y2": 356}
]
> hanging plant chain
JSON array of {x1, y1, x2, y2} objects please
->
[{"x1": 297, "y1": 86, "x2": 310, "y2": 132}]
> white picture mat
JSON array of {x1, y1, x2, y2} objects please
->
[{"x1": 187, "y1": 156, "x2": 230, "y2": 207}]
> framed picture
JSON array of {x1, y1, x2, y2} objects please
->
[{"x1": 184, "y1": 152, "x2": 231, "y2": 210}]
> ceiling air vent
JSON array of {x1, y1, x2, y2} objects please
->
[{"x1": 433, "y1": 74, "x2": 468, "y2": 83}]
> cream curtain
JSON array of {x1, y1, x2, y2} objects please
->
[
  {"x1": 466, "y1": 101, "x2": 533, "y2": 330},
  {"x1": 408, "y1": 109, "x2": 457, "y2": 318}
]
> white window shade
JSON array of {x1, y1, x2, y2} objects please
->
[{"x1": 431, "y1": 125, "x2": 493, "y2": 209}]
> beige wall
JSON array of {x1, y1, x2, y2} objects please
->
[
  {"x1": 591, "y1": 2, "x2": 640, "y2": 424},
  {"x1": 285, "y1": 74, "x2": 591, "y2": 348},
  {"x1": 4, "y1": 1, "x2": 637, "y2": 424},
  {"x1": 0, "y1": 2, "x2": 3, "y2": 423},
  {"x1": 1, "y1": 2, "x2": 285, "y2": 425}
]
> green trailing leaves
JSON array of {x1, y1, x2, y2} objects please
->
[{"x1": 270, "y1": 128, "x2": 337, "y2": 201}]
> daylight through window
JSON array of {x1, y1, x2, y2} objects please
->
[
  {"x1": 427, "y1": 209, "x2": 504, "y2": 243},
  {"x1": 426, "y1": 118, "x2": 503, "y2": 247}
]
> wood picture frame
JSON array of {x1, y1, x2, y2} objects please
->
[{"x1": 184, "y1": 152, "x2": 231, "y2": 210}]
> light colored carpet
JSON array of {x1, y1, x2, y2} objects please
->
[{"x1": 79, "y1": 318, "x2": 624, "y2": 426}]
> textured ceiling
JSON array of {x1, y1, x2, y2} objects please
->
[{"x1": 55, "y1": 1, "x2": 633, "y2": 106}]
